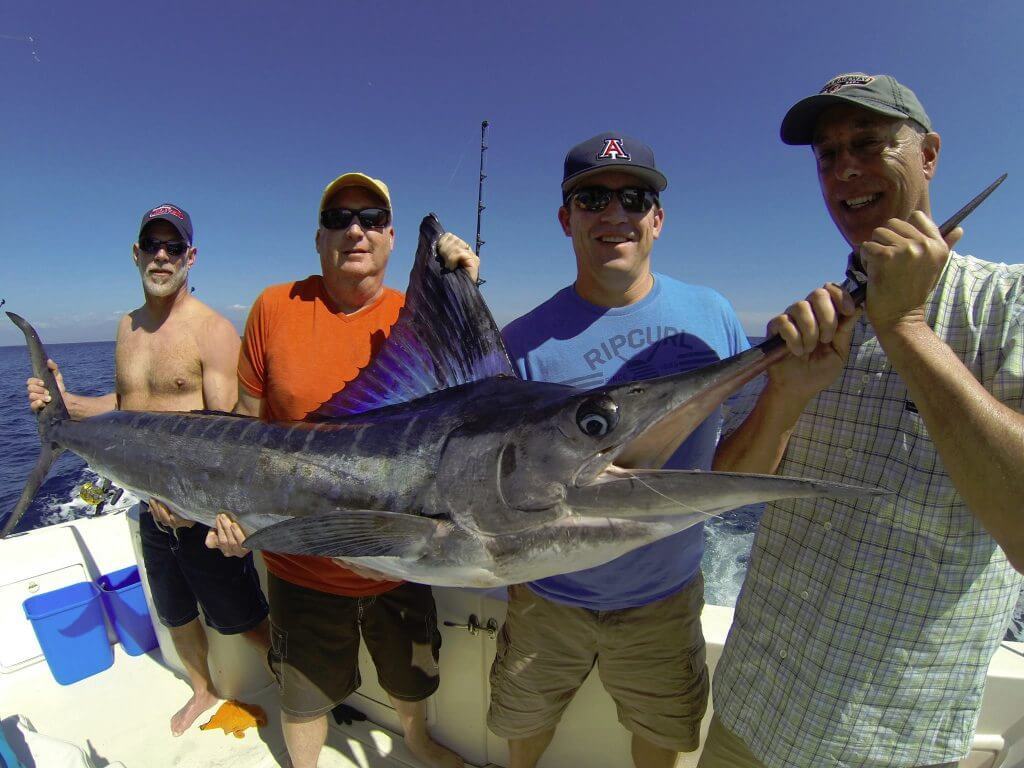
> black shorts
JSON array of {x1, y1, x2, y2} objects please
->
[
  {"x1": 268, "y1": 573, "x2": 442, "y2": 717},
  {"x1": 139, "y1": 503, "x2": 268, "y2": 634}
]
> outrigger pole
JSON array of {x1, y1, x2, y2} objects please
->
[{"x1": 475, "y1": 120, "x2": 489, "y2": 258}]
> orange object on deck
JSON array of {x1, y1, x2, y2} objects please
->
[{"x1": 199, "y1": 699, "x2": 268, "y2": 739}]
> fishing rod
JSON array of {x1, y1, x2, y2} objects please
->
[
  {"x1": 475, "y1": 120, "x2": 489, "y2": 259},
  {"x1": 756, "y1": 173, "x2": 1007, "y2": 361}
]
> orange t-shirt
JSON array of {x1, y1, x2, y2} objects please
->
[{"x1": 238, "y1": 275, "x2": 405, "y2": 596}]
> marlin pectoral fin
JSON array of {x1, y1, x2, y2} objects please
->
[
  {"x1": 310, "y1": 214, "x2": 515, "y2": 419},
  {"x1": 567, "y1": 469, "x2": 889, "y2": 520},
  {"x1": 244, "y1": 509, "x2": 447, "y2": 559}
]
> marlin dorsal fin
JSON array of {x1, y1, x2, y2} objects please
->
[{"x1": 312, "y1": 214, "x2": 514, "y2": 418}]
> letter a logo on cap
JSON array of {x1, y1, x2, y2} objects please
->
[{"x1": 597, "y1": 138, "x2": 631, "y2": 161}]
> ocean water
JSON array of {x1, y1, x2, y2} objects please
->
[
  {"x1": 0, "y1": 341, "x2": 1020, "y2": 641},
  {"x1": 0, "y1": 341, "x2": 141, "y2": 532}
]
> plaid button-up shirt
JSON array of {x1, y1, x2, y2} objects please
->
[{"x1": 713, "y1": 252, "x2": 1024, "y2": 768}]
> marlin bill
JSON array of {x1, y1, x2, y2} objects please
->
[{"x1": 4, "y1": 214, "x2": 884, "y2": 587}]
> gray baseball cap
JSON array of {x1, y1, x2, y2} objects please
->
[{"x1": 780, "y1": 73, "x2": 932, "y2": 145}]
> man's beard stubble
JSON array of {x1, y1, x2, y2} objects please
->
[{"x1": 142, "y1": 263, "x2": 190, "y2": 298}]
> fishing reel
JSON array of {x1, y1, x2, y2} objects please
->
[{"x1": 75, "y1": 477, "x2": 124, "y2": 515}]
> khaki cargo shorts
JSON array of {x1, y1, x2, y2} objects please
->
[{"x1": 488, "y1": 573, "x2": 708, "y2": 752}]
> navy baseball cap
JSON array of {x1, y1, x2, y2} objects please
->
[
  {"x1": 561, "y1": 132, "x2": 668, "y2": 197},
  {"x1": 138, "y1": 203, "x2": 193, "y2": 244},
  {"x1": 780, "y1": 73, "x2": 932, "y2": 145}
]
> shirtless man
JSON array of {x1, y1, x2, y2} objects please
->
[{"x1": 27, "y1": 203, "x2": 270, "y2": 737}]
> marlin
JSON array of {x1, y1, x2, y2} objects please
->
[{"x1": 4, "y1": 214, "x2": 883, "y2": 586}]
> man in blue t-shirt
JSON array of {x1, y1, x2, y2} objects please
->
[{"x1": 487, "y1": 133, "x2": 748, "y2": 768}]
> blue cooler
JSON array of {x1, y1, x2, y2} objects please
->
[
  {"x1": 97, "y1": 565, "x2": 158, "y2": 656},
  {"x1": 23, "y1": 581, "x2": 113, "y2": 685}
]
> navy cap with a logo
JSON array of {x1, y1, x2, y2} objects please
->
[
  {"x1": 138, "y1": 203, "x2": 194, "y2": 244},
  {"x1": 561, "y1": 132, "x2": 668, "y2": 197}
]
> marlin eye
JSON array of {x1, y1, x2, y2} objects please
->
[{"x1": 576, "y1": 396, "x2": 619, "y2": 438}]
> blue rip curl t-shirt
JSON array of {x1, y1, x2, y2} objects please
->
[{"x1": 502, "y1": 274, "x2": 749, "y2": 611}]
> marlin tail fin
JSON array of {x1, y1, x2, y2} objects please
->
[{"x1": 2, "y1": 312, "x2": 68, "y2": 537}]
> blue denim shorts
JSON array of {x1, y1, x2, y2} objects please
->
[{"x1": 139, "y1": 503, "x2": 268, "y2": 634}]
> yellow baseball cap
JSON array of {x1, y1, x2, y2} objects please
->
[{"x1": 319, "y1": 172, "x2": 391, "y2": 214}]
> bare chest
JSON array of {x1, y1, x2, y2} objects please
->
[{"x1": 115, "y1": 327, "x2": 205, "y2": 411}]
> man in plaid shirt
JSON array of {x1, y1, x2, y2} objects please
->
[{"x1": 698, "y1": 73, "x2": 1024, "y2": 767}]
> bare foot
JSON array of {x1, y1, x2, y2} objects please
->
[
  {"x1": 405, "y1": 732, "x2": 464, "y2": 768},
  {"x1": 171, "y1": 689, "x2": 220, "y2": 736}
]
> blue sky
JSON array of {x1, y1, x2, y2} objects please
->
[{"x1": 1, "y1": 0, "x2": 1021, "y2": 345}]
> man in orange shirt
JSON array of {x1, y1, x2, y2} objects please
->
[{"x1": 208, "y1": 172, "x2": 477, "y2": 768}]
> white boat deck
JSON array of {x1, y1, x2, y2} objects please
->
[
  {"x1": 2, "y1": 510, "x2": 1023, "y2": 768},
  {"x1": 1, "y1": 642, "x2": 422, "y2": 768}
]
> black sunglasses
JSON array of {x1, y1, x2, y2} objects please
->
[
  {"x1": 320, "y1": 207, "x2": 391, "y2": 230},
  {"x1": 566, "y1": 186, "x2": 659, "y2": 214},
  {"x1": 139, "y1": 237, "x2": 189, "y2": 257}
]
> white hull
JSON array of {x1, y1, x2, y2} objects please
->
[{"x1": 2, "y1": 509, "x2": 1022, "y2": 768}]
